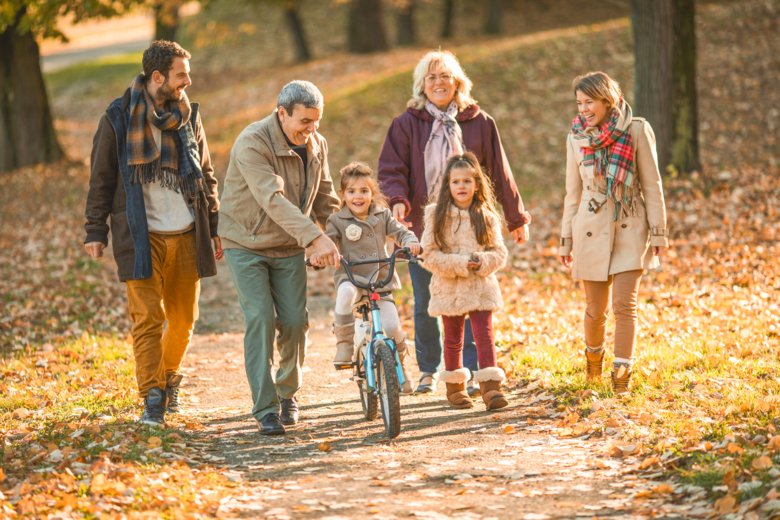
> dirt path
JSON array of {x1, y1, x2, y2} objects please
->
[{"x1": 175, "y1": 266, "x2": 688, "y2": 519}]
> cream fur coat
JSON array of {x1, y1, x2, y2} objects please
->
[{"x1": 420, "y1": 204, "x2": 508, "y2": 316}]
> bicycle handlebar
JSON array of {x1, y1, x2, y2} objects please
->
[{"x1": 306, "y1": 247, "x2": 422, "y2": 291}]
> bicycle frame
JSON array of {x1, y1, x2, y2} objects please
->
[{"x1": 341, "y1": 248, "x2": 415, "y2": 393}]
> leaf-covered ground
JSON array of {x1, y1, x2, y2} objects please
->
[{"x1": 2, "y1": 0, "x2": 779, "y2": 517}]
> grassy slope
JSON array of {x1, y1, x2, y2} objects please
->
[{"x1": 2, "y1": 0, "x2": 779, "y2": 516}]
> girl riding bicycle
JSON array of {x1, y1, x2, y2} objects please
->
[
  {"x1": 325, "y1": 162, "x2": 420, "y2": 393},
  {"x1": 420, "y1": 152, "x2": 511, "y2": 410}
]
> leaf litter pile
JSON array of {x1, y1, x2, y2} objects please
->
[{"x1": 2, "y1": 0, "x2": 779, "y2": 517}]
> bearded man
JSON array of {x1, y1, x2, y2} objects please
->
[{"x1": 84, "y1": 40, "x2": 222, "y2": 426}]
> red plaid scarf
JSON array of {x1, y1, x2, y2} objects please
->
[{"x1": 571, "y1": 100, "x2": 635, "y2": 217}]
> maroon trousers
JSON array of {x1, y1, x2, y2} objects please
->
[{"x1": 441, "y1": 310, "x2": 496, "y2": 371}]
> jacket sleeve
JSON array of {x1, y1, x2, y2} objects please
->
[
  {"x1": 475, "y1": 213, "x2": 508, "y2": 277},
  {"x1": 384, "y1": 210, "x2": 419, "y2": 247},
  {"x1": 195, "y1": 109, "x2": 219, "y2": 238},
  {"x1": 84, "y1": 115, "x2": 118, "y2": 246},
  {"x1": 233, "y1": 133, "x2": 323, "y2": 249},
  {"x1": 377, "y1": 116, "x2": 412, "y2": 214},
  {"x1": 558, "y1": 134, "x2": 582, "y2": 256},
  {"x1": 324, "y1": 215, "x2": 341, "y2": 249},
  {"x1": 482, "y1": 115, "x2": 531, "y2": 231},
  {"x1": 311, "y1": 137, "x2": 340, "y2": 229},
  {"x1": 419, "y1": 207, "x2": 469, "y2": 278},
  {"x1": 635, "y1": 121, "x2": 669, "y2": 247}
]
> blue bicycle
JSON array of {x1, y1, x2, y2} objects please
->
[{"x1": 340, "y1": 247, "x2": 419, "y2": 439}]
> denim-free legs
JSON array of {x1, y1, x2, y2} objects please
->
[{"x1": 225, "y1": 249, "x2": 308, "y2": 421}]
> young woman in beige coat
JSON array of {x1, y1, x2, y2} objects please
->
[
  {"x1": 420, "y1": 153, "x2": 509, "y2": 410},
  {"x1": 558, "y1": 72, "x2": 669, "y2": 394}
]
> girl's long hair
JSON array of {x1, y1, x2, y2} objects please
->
[
  {"x1": 432, "y1": 152, "x2": 499, "y2": 251},
  {"x1": 338, "y1": 161, "x2": 387, "y2": 208}
]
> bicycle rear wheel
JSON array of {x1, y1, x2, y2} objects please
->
[
  {"x1": 375, "y1": 340, "x2": 401, "y2": 439},
  {"x1": 356, "y1": 348, "x2": 377, "y2": 420}
]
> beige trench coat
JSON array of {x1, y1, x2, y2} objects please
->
[
  {"x1": 325, "y1": 204, "x2": 419, "y2": 291},
  {"x1": 420, "y1": 204, "x2": 508, "y2": 316},
  {"x1": 558, "y1": 118, "x2": 669, "y2": 281}
]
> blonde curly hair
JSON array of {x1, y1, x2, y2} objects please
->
[{"x1": 407, "y1": 50, "x2": 476, "y2": 111}]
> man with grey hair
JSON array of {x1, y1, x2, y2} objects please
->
[{"x1": 219, "y1": 80, "x2": 340, "y2": 435}]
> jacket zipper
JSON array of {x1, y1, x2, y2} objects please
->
[{"x1": 251, "y1": 213, "x2": 267, "y2": 240}]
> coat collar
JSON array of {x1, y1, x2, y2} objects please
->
[
  {"x1": 406, "y1": 103, "x2": 481, "y2": 123},
  {"x1": 334, "y1": 203, "x2": 384, "y2": 228}
]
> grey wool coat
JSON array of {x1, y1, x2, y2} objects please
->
[
  {"x1": 325, "y1": 204, "x2": 419, "y2": 291},
  {"x1": 420, "y1": 204, "x2": 508, "y2": 317}
]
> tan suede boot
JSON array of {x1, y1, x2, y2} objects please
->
[
  {"x1": 440, "y1": 368, "x2": 473, "y2": 409},
  {"x1": 333, "y1": 322, "x2": 355, "y2": 370},
  {"x1": 396, "y1": 338, "x2": 414, "y2": 394},
  {"x1": 585, "y1": 345, "x2": 605, "y2": 382},
  {"x1": 474, "y1": 367, "x2": 509, "y2": 410},
  {"x1": 445, "y1": 382, "x2": 473, "y2": 408}
]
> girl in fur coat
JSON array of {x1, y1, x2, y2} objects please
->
[{"x1": 420, "y1": 152, "x2": 510, "y2": 410}]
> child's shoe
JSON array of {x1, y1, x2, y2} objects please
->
[
  {"x1": 396, "y1": 338, "x2": 414, "y2": 394},
  {"x1": 440, "y1": 368, "x2": 473, "y2": 409},
  {"x1": 474, "y1": 367, "x2": 508, "y2": 410},
  {"x1": 333, "y1": 322, "x2": 355, "y2": 370}
]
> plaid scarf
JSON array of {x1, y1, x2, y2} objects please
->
[
  {"x1": 571, "y1": 100, "x2": 635, "y2": 219},
  {"x1": 126, "y1": 74, "x2": 202, "y2": 199}
]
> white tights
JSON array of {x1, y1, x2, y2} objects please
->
[{"x1": 335, "y1": 282, "x2": 404, "y2": 343}]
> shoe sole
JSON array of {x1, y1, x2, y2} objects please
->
[
  {"x1": 259, "y1": 429, "x2": 286, "y2": 436},
  {"x1": 140, "y1": 419, "x2": 165, "y2": 426}
]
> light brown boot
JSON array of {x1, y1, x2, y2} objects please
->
[
  {"x1": 333, "y1": 322, "x2": 355, "y2": 370},
  {"x1": 475, "y1": 367, "x2": 509, "y2": 410},
  {"x1": 611, "y1": 364, "x2": 632, "y2": 395},
  {"x1": 441, "y1": 368, "x2": 473, "y2": 409},
  {"x1": 585, "y1": 345, "x2": 605, "y2": 382},
  {"x1": 396, "y1": 338, "x2": 414, "y2": 394}
]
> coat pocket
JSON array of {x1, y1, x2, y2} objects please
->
[{"x1": 109, "y1": 209, "x2": 134, "y2": 257}]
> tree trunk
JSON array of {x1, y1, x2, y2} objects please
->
[
  {"x1": 631, "y1": 0, "x2": 674, "y2": 172},
  {"x1": 396, "y1": 1, "x2": 416, "y2": 46},
  {"x1": 671, "y1": 0, "x2": 701, "y2": 173},
  {"x1": 348, "y1": 0, "x2": 389, "y2": 54},
  {"x1": 0, "y1": 11, "x2": 63, "y2": 173},
  {"x1": 440, "y1": 0, "x2": 454, "y2": 39},
  {"x1": 484, "y1": 0, "x2": 503, "y2": 35},
  {"x1": 284, "y1": 4, "x2": 311, "y2": 62},
  {"x1": 153, "y1": 1, "x2": 180, "y2": 42}
]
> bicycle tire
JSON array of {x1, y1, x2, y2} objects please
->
[
  {"x1": 356, "y1": 348, "x2": 378, "y2": 421},
  {"x1": 375, "y1": 340, "x2": 401, "y2": 439}
]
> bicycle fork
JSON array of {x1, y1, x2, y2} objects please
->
[{"x1": 364, "y1": 292, "x2": 406, "y2": 391}]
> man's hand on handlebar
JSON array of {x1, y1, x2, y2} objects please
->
[{"x1": 308, "y1": 234, "x2": 340, "y2": 268}]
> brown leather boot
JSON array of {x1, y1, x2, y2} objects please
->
[
  {"x1": 474, "y1": 367, "x2": 509, "y2": 410},
  {"x1": 611, "y1": 364, "x2": 632, "y2": 395},
  {"x1": 585, "y1": 345, "x2": 605, "y2": 382},
  {"x1": 441, "y1": 368, "x2": 473, "y2": 409}
]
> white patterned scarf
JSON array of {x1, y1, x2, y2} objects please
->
[{"x1": 423, "y1": 100, "x2": 464, "y2": 198}]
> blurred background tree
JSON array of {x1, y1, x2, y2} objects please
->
[{"x1": 0, "y1": 0, "x2": 139, "y2": 173}]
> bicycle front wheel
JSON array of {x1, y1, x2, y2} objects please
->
[
  {"x1": 356, "y1": 347, "x2": 378, "y2": 421},
  {"x1": 374, "y1": 340, "x2": 401, "y2": 439}
]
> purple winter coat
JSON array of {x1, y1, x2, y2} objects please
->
[{"x1": 378, "y1": 105, "x2": 531, "y2": 240}]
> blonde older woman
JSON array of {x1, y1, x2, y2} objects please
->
[
  {"x1": 558, "y1": 71, "x2": 669, "y2": 394},
  {"x1": 379, "y1": 50, "x2": 531, "y2": 394}
]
